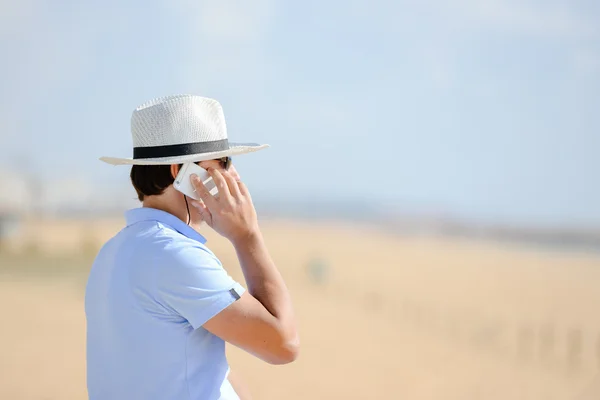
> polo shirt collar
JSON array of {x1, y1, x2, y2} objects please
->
[{"x1": 125, "y1": 207, "x2": 207, "y2": 244}]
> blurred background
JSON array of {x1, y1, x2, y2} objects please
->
[{"x1": 1, "y1": 0, "x2": 600, "y2": 399}]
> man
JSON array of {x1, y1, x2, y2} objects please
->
[{"x1": 85, "y1": 95, "x2": 299, "y2": 400}]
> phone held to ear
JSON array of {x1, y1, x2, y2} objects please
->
[{"x1": 173, "y1": 163, "x2": 219, "y2": 200}]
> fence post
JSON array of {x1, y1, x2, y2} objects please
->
[
  {"x1": 567, "y1": 328, "x2": 583, "y2": 372},
  {"x1": 517, "y1": 323, "x2": 534, "y2": 362},
  {"x1": 539, "y1": 323, "x2": 555, "y2": 365}
]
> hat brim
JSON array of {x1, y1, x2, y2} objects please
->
[{"x1": 100, "y1": 143, "x2": 269, "y2": 166}]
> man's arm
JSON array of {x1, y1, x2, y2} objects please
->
[
  {"x1": 233, "y1": 231, "x2": 297, "y2": 344},
  {"x1": 191, "y1": 168, "x2": 299, "y2": 365}
]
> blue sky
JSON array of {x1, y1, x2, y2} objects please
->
[{"x1": 0, "y1": 0, "x2": 599, "y2": 226}]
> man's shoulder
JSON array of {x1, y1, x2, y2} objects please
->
[
  {"x1": 130, "y1": 221, "x2": 220, "y2": 266},
  {"x1": 97, "y1": 220, "x2": 216, "y2": 264}
]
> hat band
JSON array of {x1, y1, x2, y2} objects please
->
[{"x1": 133, "y1": 139, "x2": 229, "y2": 159}]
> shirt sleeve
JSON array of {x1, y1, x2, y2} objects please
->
[{"x1": 156, "y1": 244, "x2": 246, "y2": 329}]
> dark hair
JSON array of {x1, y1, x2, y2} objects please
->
[
  {"x1": 130, "y1": 164, "x2": 181, "y2": 201},
  {"x1": 130, "y1": 158, "x2": 230, "y2": 201}
]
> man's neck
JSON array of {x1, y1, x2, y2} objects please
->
[{"x1": 143, "y1": 196, "x2": 186, "y2": 224}]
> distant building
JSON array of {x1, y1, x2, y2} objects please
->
[
  {"x1": 0, "y1": 213, "x2": 21, "y2": 242},
  {"x1": 0, "y1": 169, "x2": 31, "y2": 248},
  {"x1": 0, "y1": 169, "x2": 33, "y2": 214}
]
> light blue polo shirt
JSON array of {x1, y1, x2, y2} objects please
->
[{"x1": 85, "y1": 207, "x2": 245, "y2": 400}]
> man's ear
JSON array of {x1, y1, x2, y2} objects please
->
[{"x1": 170, "y1": 164, "x2": 180, "y2": 180}]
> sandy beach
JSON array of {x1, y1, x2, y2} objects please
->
[{"x1": 1, "y1": 219, "x2": 599, "y2": 399}]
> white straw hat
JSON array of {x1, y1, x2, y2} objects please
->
[{"x1": 100, "y1": 94, "x2": 269, "y2": 165}]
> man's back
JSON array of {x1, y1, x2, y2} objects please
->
[{"x1": 85, "y1": 208, "x2": 244, "y2": 400}]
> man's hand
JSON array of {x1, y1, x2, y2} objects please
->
[{"x1": 189, "y1": 168, "x2": 259, "y2": 244}]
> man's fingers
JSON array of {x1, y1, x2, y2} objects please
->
[
  {"x1": 237, "y1": 180, "x2": 252, "y2": 199},
  {"x1": 190, "y1": 174, "x2": 217, "y2": 208},
  {"x1": 228, "y1": 165, "x2": 242, "y2": 181},
  {"x1": 222, "y1": 170, "x2": 242, "y2": 199},
  {"x1": 190, "y1": 200, "x2": 212, "y2": 225},
  {"x1": 208, "y1": 168, "x2": 233, "y2": 200}
]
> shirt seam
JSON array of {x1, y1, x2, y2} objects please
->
[
  {"x1": 185, "y1": 333, "x2": 192, "y2": 400},
  {"x1": 155, "y1": 220, "x2": 206, "y2": 244}
]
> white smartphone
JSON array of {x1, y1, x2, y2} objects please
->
[{"x1": 173, "y1": 162, "x2": 218, "y2": 200}]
